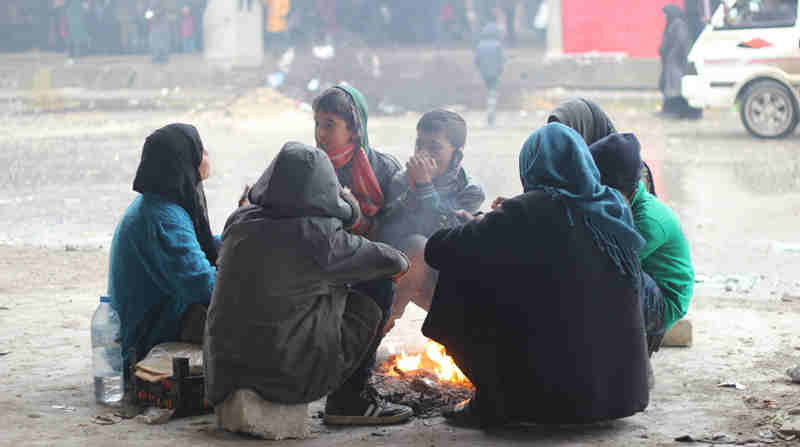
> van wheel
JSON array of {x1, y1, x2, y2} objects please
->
[{"x1": 740, "y1": 80, "x2": 799, "y2": 139}]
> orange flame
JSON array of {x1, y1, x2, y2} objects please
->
[{"x1": 391, "y1": 339, "x2": 472, "y2": 387}]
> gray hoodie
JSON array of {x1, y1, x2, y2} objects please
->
[{"x1": 204, "y1": 142, "x2": 408, "y2": 405}]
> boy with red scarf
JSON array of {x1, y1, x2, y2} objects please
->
[{"x1": 312, "y1": 85, "x2": 413, "y2": 425}]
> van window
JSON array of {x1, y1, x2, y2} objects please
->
[{"x1": 714, "y1": 0, "x2": 797, "y2": 29}]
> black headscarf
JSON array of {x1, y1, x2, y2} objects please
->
[
  {"x1": 547, "y1": 98, "x2": 617, "y2": 146},
  {"x1": 133, "y1": 123, "x2": 218, "y2": 265},
  {"x1": 549, "y1": 98, "x2": 658, "y2": 196},
  {"x1": 589, "y1": 133, "x2": 643, "y2": 197}
]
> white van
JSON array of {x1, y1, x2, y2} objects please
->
[{"x1": 682, "y1": 0, "x2": 800, "y2": 138}]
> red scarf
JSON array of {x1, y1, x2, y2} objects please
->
[{"x1": 327, "y1": 143, "x2": 384, "y2": 217}]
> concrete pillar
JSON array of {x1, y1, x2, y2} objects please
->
[
  {"x1": 203, "y1": 0, "x2": 264, "y2": 70},
  {"x1": 546, "y1": 0, "x2": 563, "y2": 56}
]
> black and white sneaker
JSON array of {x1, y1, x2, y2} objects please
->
[{"x1": 324, "y1": 386, "x2": 413, "y2": 425}]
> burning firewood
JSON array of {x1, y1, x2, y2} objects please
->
[{"x1": 371, "y1": 340, "x2": 474, "y2": 418}]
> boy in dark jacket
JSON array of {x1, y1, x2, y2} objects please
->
[
  {"x1": 475, "y1": 24, "x2": 505, "y2": 126},
  {"x1": 379, "y1": 109, "x2": 486, "y2": 333}
]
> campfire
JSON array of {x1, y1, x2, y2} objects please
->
[{"x1": 372, "y1": 339, "x2": 474, "y2": 418}]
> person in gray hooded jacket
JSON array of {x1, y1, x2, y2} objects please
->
[
  {"x1": 204, "y1": 142, "x2": 412, "y2": 424},
  {"x1": 475, "y1": 23, "x2": 505, "y2": 126}
]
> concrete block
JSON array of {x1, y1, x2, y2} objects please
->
[
  {"x1": 662, "y1": 319, "x2": 693, "y2": 347},
  {"x1": 215, "y1": 389, "x2": 309, "y2": 440}
]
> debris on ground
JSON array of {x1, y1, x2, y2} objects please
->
[
  {"x1": 773, "y1": 242, "x2": 800, "y2": 254},
  {"x1": 135, "y1": 407, "x2": 174, "y2": 425},
  {"x1": 51, "y1": 405, "x2": 77, "y2": 413},
  {"x1": 786, "y1": 366, "x2": 800, "y2": 383},
  {"x1": 371, "y1": 360, "x2": 473, "y2": 418},
  {"x1": 91, "y1": 414, "x2": 122, "y2": 425},
  {"x1": 778, "y1": 417, "x2": 800, "y2": 436},
  {"x1": 718, "y1": 382, "x2": 747, "y2": 390},
  {"x1": 743, "y1": 396, "x2": 776, "y2": 409},
  {"x1": 674, "y1": 433, "x2": 737, "y2": 444}
]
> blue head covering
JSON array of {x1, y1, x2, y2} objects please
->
[{"x1": 519, "y1": 123, "x2": 644, "y2": 275}]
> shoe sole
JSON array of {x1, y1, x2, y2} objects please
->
[{"x1": 323, "y1": 411, "x2": 412, "y2": 426}]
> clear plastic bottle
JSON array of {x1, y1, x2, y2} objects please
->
[{"x1": 91, "y1": 296, "x2": 123, "y2": 405}]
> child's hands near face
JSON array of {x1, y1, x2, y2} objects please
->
[{"x1": 407, "y1": 154, "x2": 438, "y2": 185}]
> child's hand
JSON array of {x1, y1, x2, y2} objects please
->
[
  {"x1": 407, "y1": 154, "x2": 438, "y2": 185},
  {"x1": 392, "y1": 250, "x2": 411, "y2": 281},
  {"x1": 491, "y1": 196, "x2": 507, "y2": 210},
  {"x1": 238, "y1": 184, "x2": 251, "y2": 207},
  {"x1": 454, "y1": 209, "x2": 484, "y2": 222}
]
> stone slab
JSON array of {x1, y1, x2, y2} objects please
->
[
  {"x1": 215, "y1": 389, "x2": 309, "y2": 440},
  {"x1": 662, "y1": 319, "x2": 693, "y2": 347}
]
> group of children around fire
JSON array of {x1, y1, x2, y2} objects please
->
[{"x1": 108, "y1": 85, "x2": 694, "y2": 428}]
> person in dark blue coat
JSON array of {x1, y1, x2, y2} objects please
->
[
  {"x1": 475, "y1": 23, "x2": 505, "y2": 126},
  {"x1": 108, "y1": 123, "x2": 227, "y2": 372}
]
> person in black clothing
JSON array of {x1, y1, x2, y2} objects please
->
[
  {"x1": 658, "y1": 4, "x2": 703, "y2": 119},
  {"x1": 423, "y1": 123, "x2": 649, "y2": 428}
]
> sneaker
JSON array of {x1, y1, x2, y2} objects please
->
[{"x1": 324, "y1": 386, "x2": 413, "y2": 425}]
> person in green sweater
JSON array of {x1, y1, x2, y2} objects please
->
[{"x1": 589, "y1": 133, "x2": 694, "y2": 354}]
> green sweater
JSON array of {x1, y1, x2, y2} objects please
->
[{"x1": 631, "y1": 181, "x2": 694, "y2": 331}]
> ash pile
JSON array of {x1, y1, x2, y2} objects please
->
[{"x1": 371, "y1": 354, "x2": 474, "y2": 418}]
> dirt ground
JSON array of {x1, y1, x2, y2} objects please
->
[{"x1": 2, "y1": 51, "x2": 800, "y2": 445}]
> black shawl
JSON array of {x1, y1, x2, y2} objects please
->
[{"x1": 132, "y1": 123, "x2": 218, "y2": 265}]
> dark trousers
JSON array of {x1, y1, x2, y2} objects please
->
[
  {"x1": 642, "y1": 271, "x2": 666, "y2": 355},
  {"x1": 338, "y1": 278, "x2": 395, "y2": 392}
]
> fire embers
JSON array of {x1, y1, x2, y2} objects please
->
[{"x1": 372, "y1": 340, "x2": 474, "y2": 418}]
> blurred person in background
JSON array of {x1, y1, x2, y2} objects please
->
[
  {"x1": 66, "y1": 0, "x2": 91, "y2": 58},
  {"x1": 48, "y1": 0, "x2": 68, "y2": 51},
  {"x1": 118, "y1": 0, "x2": 138, "y2": 53},
  {"x1": 180, "y1": 5, "x2": 196, "y2": 53},
  {"x1": 264, "y1": 0, "x2": 290, "y2": 53},
  {"x1": 134, "y1": 0, "x2": 149, "y2": 53},
  {"x1": 658, "y1": 4, "x2": 702, "y2": 119},
  {"x1": 149, "y1": 8, "x2": 171, "y2": 63},
  {"x1": 475, "y1": 23, "x2": 505, "y2": 126}
]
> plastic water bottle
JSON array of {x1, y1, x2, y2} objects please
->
[{"x1": 91, "y1": 296, "x2": 123, "y2": 405}]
